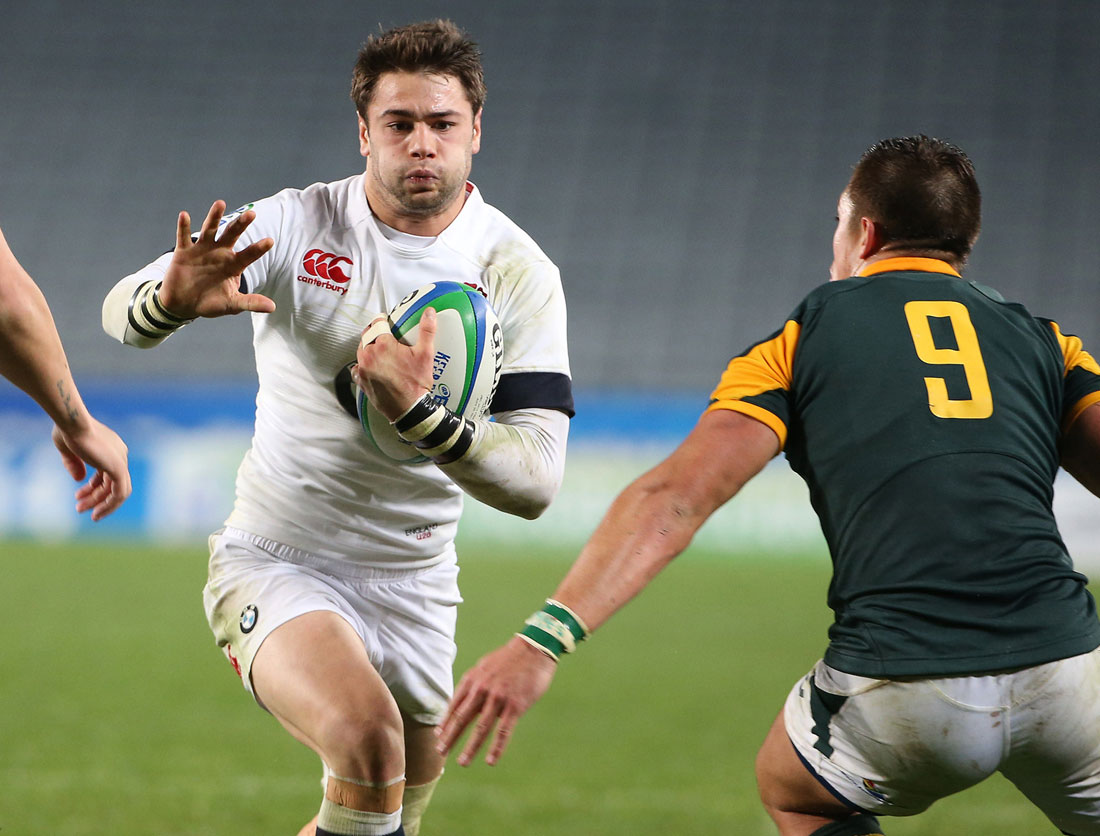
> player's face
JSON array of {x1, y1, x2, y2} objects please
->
[
  {"x1": 359, "y1": 71, "x2": 482, "y2": 233},
  {"x1": 829, "y1": 190, "x2": 862, "y2": 282}
]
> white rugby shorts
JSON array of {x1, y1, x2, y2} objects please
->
[
  {"x1": 784, "y1": 650, "x2": 1100, "y2": 835},
  {"x1": 202, "y1": 527, "x2": 462, "y2": 725}
]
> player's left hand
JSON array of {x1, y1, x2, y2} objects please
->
[
  {"x1": 436, "y1": 635, "x2": 558, "y2": 766},
  {"x1": 51, "y1": 418, "x2": 132, "y2": 521},
  {"x1": 354, "y1": 306, "x2": 438, "y2": 421}
]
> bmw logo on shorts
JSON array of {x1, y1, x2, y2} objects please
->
[{"x1": 239, "y1": 605, "x2": 259, "y2": 634}]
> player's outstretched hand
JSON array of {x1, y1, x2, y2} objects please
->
[
  {"x1": 354, "y1": 306, "x2": 437, "y2": 421},
  {"x1": 158, "y1": 200, "x2": 276, "y2": 320},
  {"x1": 51, "y1": 418, "x2": 132, "y2": 521},
  {"x1": 436, "y1": 635, "x2": 558, "y2": 766}
]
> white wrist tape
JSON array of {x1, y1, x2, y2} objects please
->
[
  {"x1": 392, "y1": 394, "x2": 476, "y2": 464},
  {"x1": 127, "y1": 280, "x2": 191, "y2": 340}
]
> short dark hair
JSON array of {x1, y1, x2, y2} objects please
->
[
  {"x1": 351, "y1": 19, "x2": 486, "y2": 118},
  {"x1": 848, "y1": 136, "x2": 981, "y2": 261}
]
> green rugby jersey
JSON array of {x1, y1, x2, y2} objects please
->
[{"x1": 708, "y1": 257, "x2": 1100, "y2": 677}]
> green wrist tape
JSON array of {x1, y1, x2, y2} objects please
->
[
  {"x1": 544, "y1": 599, "x2": 589, "y2": 642},
  {"x1": 518, "y1": 623, "x2": 565, "y2": 659}
]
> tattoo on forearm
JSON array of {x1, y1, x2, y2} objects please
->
[{"x1": 56, "y1": 379, "x2": 79, "y2": 425}]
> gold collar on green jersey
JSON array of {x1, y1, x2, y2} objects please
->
[{"x1": 858, "y1": 257, "x2": 961, "y2": 278}]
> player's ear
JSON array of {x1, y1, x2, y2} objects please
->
[
  {"x1": 471, "y1": 108, "x2": 482, "y2": 156},
  {"x1": 358, "y1": 114, "x2": 370, "y2": 158},
  {"x1": 858, "y1": 217, "x2": 886, "y2": 259}
]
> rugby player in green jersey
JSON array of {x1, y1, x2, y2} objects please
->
[{"x1": 437, "y1": 136, "x2": 1100, "y2": 836}]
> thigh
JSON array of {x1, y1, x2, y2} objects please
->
[
  {"x1": 251, "y1": 610, "x2": 402, "y2": 758},
  {"x1": 1001, "y1": 648, "x2": 1100, "y2": 836},
  {"x1": 203, "y1": 531, "x2": 374, "y2": 700},
  {"x1": 756, "y1": 708, "x2": 861, "y2": 821},
  {"x1": 783, "y1": 661, "x2": 1007, "y2": 816}
]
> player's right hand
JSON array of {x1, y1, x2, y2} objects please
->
[
  {"x1": 158, "y1": 200, "x2": 276, "y2": 319},
  {"x1": 436, "y1": 635, "x2": 558, "y2": 766},
  {"x1": 354, "y1": 307, "x2": 438, "y2": 421}
]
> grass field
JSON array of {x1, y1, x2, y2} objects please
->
[{"x1": 0, "y1": 538, "x2": 1063, "y2": 835}]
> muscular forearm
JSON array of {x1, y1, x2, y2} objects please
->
[
  {"x1": 547, "y1": 409, "x2": 780, "y2": 634},
  {"x1": 439, "y1": 407, "x2": 568, "y2": 519},
  {"x1": 548, "y1": 466, "x2": 708, "y2": 633},
  {"x1": 0, "y1": 239, "x2": 91, "y2": 431}
]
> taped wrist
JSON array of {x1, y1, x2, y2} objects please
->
[
  {"x1": 515, "y1": 599, "x2": 590, "y2": 662},
  {"x1": 127, "y1": 280, "x2": 191, "y2": 340},
  {"x1": 393, "y1": 394, "x2": 476, "y2": 464}
]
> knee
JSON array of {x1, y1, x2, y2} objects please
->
[{"x1": 316, "y1": 709, "x2": 405, "y2": 779}]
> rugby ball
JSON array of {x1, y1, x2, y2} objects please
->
[{"x1": 358, "y1": 281, "x2": 503, "y2": 462}]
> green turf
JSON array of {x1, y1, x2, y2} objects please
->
[{"x1": 0, "y1": 538, "x2": 1064, "y2": 835}]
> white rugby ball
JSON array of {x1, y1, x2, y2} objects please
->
[{"x1": 358, "y1": 281, "x2": 503, "y2": 462}]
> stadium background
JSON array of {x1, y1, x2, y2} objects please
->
[{"x1": 1, "y1": 1, "x2": 1099, "y2": 833}]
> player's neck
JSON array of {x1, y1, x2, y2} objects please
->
[{"x1": 363, "y1": 184, "x2": 467, "y2": 238}]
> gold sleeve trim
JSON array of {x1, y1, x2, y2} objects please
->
[
  {"x1": 704, "y1": 401, "x2": 788, "y2": 448},
  {"x1": 1048, "y1": 321, "x2": 1100, "y2": 376},
  {"x1": 705, "y1": 320, "x2": 799, "y2": 450},
  {"x1": 1065, "y1": 391, "x2": 1100, "y2": 432},
  {"x1": 709, "y1": 320, "x2": 800, "y2": 401}
]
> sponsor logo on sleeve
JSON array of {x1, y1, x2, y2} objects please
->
[
  {"x1": 218, "y1": 203, "x2": 256, "y2": 227},
  {"x1": 298, "y1": 249, "x2": 353, "y2": 296}
]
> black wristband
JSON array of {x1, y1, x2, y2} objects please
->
[{"x1": 392, "y1": 394, "x2": 476, "y2": 464}]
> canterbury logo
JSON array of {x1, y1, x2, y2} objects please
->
[{"x1": 302, "y1": 249, "x2": 353, "y2": 283}]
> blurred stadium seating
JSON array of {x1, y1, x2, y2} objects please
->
[{"x1": 1, "y1": 0, "x2": 1098, "y2": 565}]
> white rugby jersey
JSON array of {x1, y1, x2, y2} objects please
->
[{"x1": 105, "y1": 174, "x2": 572, "y2": 570}]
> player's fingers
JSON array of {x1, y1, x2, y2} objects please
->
[
  {"x1": 91, "y1": 478, "x2": 125, "y2": 521},
  {"x1": 457, "y1": 694, "x2": 504, "y2": 766},
  {"x1": 232, "y1": 237, "x2": 274, "y2": 271},
  {"x1": 415, "y1": 307, "x2": 437, "y2": 356},
  {"x1": 486, "y1": 706, "x2": 520, "y2": 766},
  {"x1": 217, "y1": 210, "x2": 256, "y2": 248},
  {"x1": 437, "y1": 679, "x2": 482, "y2": 753},
  {"x1": 75, "y1": 470, "x2": 105, "y2": 500},
  {"x1": 198, "y1": 200, "x2": 227, "y2": 243},
  {"x1": 77, "y1": 475, "x2": 111, "y2": 515},
  {"x1": 115, "y1": 464, "x2": 133, "y2": 501},
  {"x1": 91, "y1": 466, "x2": 131, "y2": 508},
  {"x1": 175, "y1": 210, "x2": 193, "y2": 251},
  {"x1": 437, "y1": 690, "x2": 473, "y2": 745},
  {"x1": 229, "y1": 293, "x2": 276, "y2": 315},
  {"x1": 358, "y1": 317, "x2": 392, "y2": 351}
]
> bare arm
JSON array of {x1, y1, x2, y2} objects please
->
[
  {"x1": 436, "y1": 408, "x2": 781, "y2": 764},
  {"x1": 0, "y1": 226, "x2": 131, "y2": 520},
  {"x1": 1061, "y1": 401, "x2": 1100, "y2": 497}
]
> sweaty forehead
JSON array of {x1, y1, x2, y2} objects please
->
[{"x1": 368, "y1": 71, "x2": 472, "y2": 118}]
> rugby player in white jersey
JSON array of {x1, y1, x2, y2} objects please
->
[{"x1": 101, "y1": 20, "x2": 572, "y2": 836}]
